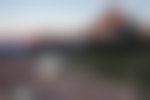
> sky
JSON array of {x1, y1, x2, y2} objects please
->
[{"x1": 0, "y1": 0, "x2": 149, "y2": 36}]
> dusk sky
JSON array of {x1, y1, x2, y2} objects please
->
[{"x1": 0, "y1": 0, "x2": 149, "y2": 34}]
